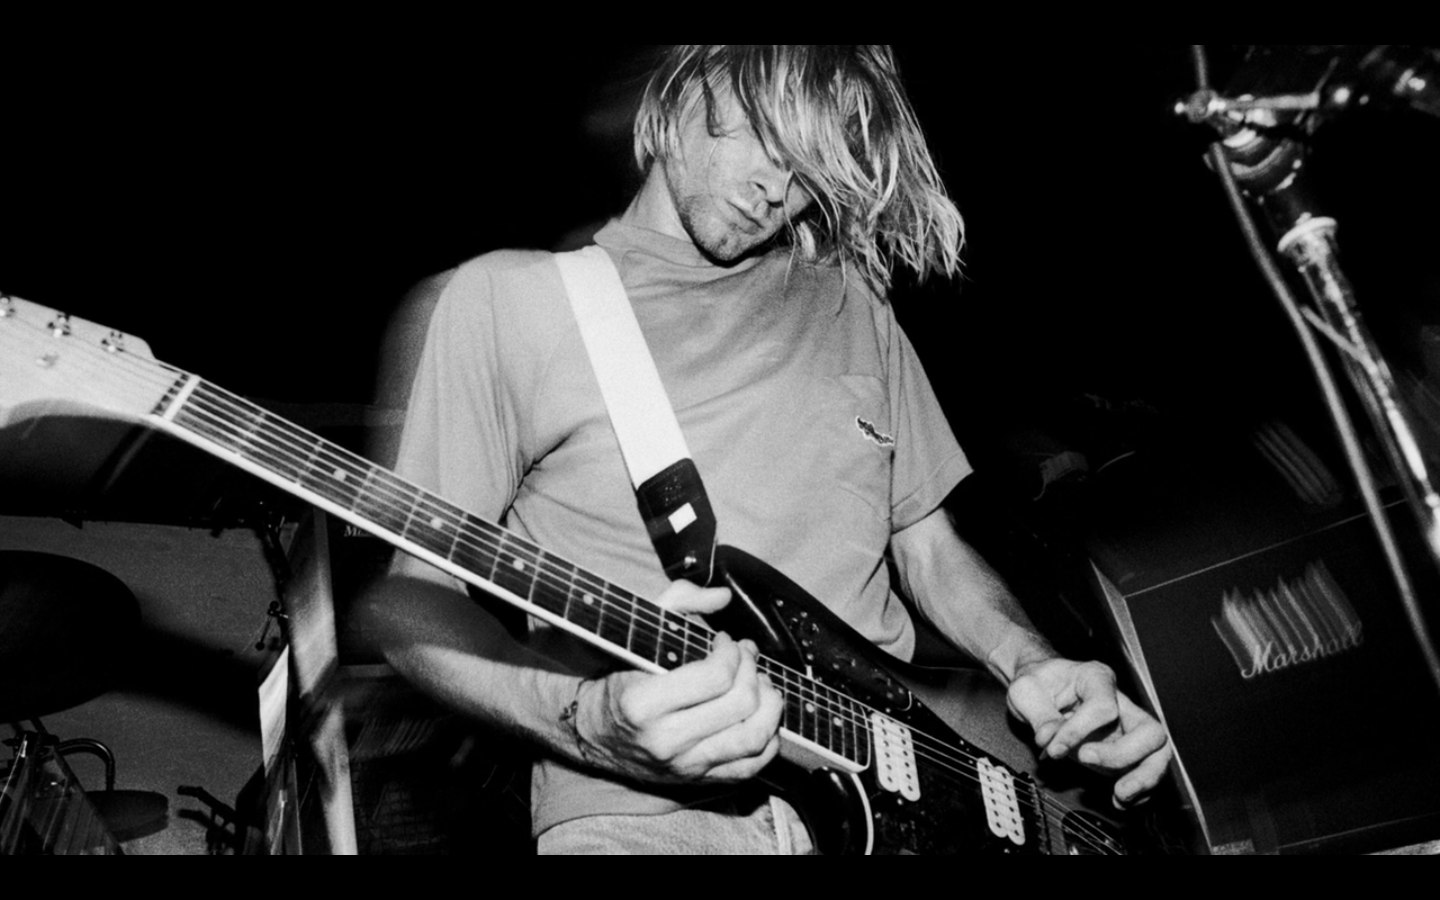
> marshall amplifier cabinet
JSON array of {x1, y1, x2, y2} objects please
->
[{"x1": 1083, "y1": 446, "x2": 1440, "y2": 855}]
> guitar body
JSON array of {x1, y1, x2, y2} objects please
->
[{"x1": 709, "y1": 546, "x2": 1126, "y2": 855}]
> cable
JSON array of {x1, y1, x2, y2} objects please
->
[{"x1": 1192, "y1": 45, "x2": 1440, "y2": 698}]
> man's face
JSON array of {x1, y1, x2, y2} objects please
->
[{"x1": 659, "y1": 90, "x2": 814, "y2": 263}]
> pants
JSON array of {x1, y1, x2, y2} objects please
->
[{"x1": 536, "y1": 795, "x2": 814, "y2": 855}]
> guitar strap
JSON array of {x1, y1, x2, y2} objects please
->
[{"x1": 553, "y1": 245, "x2": 717, "y2": 584}]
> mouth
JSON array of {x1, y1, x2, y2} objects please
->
[{"x1": 729, "y1": 202, "x2": 767, "y2": 234}]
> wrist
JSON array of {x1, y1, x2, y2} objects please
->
[
  {"x1": 985, "y1": 629, "x2": 1057, "y2": 684},
  {"x1": 558, "y1": 676, "x2": 601, "y2": 767}
]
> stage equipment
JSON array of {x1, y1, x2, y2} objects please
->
[
  {"x1": 1088, "y1": 462, "x2": 1440, "y2": 854},
  {"x1": 0, "y1": 552, "x2": 168, "y2": 852},
  {"x1": 1177, "y1": 45, "x2": 1440, "y2": 698}
]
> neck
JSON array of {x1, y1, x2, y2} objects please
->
[{"x1": 624, "y1": 165, "x2": 684, "y2": 237}]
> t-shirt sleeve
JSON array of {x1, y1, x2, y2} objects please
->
[
  {"x1": 387, "y1": 257, "x2": 538, "y2": 584},
  {"x1": 885, "y1": 306, "x2": 972, "y2": 531}
]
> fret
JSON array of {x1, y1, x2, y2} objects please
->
[
  {"x1": 843, "y1": 691, "x2": 870, "y2": 763},
  {"x1": 150, "y1": 361, "x2": 882, "y2": 771},
  {"x1": 242, "y1": 435, "x2": 306, "y2": 485},
  {"x1": 490, "y1": 534, "x2": 540, "y2": 602},
  {"x1": 627, "y1": 603, "x2": 663, "y2": 664},
  {"x1": 651, "y1": 610, "x2": 697, "y2": 670},
  {"x1": 797, "y1": 678, "x2": 822, "y2": 748},
  {"x1": 174, "y1": 388, "x2": 305, "y2": 485},
  {"x1": 400, "y1": 493, "x2": 468, "y2": 563},
  {"x1": 169, "y1": 391, "x2": 240, "y2": 452},
  {"x1": 780, "y1": 670, "x2": 808, "y2": 740},
  {"x1": 171, "y1": 384, "x2": 353, "y2": 518},
  {"x1": 249, "y1": 402, "x2": 326, "y2": 483},
  {"x1": 229, "y1": 407, "x2": 302, "y2": 479},
  {"x1": 449, "y1": 511, "x2": 500, "y2": 583},
  {"x1": 351, "y1": 465, "x2": 415, "y2": 538},
  {"x1": 810, "y1": 680, "x2": 832, "y2": 751},
  {"x1": 526, "y1": 548, "x2": 574, "y2": 620},
  {"x1": 204, "y1": 393, "x2": 287, "y2": 470},
  {"x1": 291, "y1": 427, "x2": 326, "y2": 496},
  {"x1": 827, "y1": 688, "x2": 853, "y2": 761},
  {"x1": 386, "y1": 468, "x2": 434, "y2": 548},
  {"x1": 557, "y1": 570, "x2": 622, "y2": 649},
  {"x1": 768, "y1": 668, "x2": 867, "y2": 766},
  {"x1": 593, "y1": 586, "x2": 635, "y2": 652},
  {"x1": 828, "y1": 688, "x2": 850, "y2": 760},
  {"x1": 556, "y1": 575, "x2": 707, "y2": 671},
  {"x1": 296, "y1": 450, "x2": 365, "y2": 512},
  {"x1": 564, "y1": 575, "x2": 606, "y2": 638},
  {"x1": 817, "y1": 685, "x2": 858, "y2": 763}
]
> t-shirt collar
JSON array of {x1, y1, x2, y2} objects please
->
[{"x1": 595, "y1": 216, "x2": 770, "y2": 277}]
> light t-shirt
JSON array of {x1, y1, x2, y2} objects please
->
[{"x1": 391, "y1": 218, "x2": 971, "y2": 831}]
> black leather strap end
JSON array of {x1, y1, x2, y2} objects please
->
[{"x1": 635, "y1": 458, "x2": 717, "y2": 584}]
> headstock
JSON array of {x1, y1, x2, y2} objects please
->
[{"x1": 0, "y1": 292, "x2": 170, "y2": 429}]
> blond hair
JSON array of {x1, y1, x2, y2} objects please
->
[{"x1": 634, "y1": 45, "x2": 964, "y2": 293}]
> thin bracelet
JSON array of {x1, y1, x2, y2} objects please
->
[{"x1": 558, "y1": 677, "x2": 594, "y2": 764}]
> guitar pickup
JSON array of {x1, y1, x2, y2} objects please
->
[
  {"x1": 977, "y1": 758, "x2": 1026, "y2": 846},
  {"x1": 870, "y1": 713, "x2": 920, "y2": 801}
]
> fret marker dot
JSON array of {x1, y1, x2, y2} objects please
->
[
  {"x1": 510, "y1": 558, "x2": 525, "y2": 572},
  {"x1": 332, "y1": 468, "x2": 346, "y2": 481},
  {"x1": 666, "y1": 620, "x2": 681, "y2": 632},
  {"x1": 666, "y1": 651, "x2": 678, "y2": 663},
  {"x1": 804, "y1": 702, "x2": 816, "y2": 714},
  {"x1": 582, "y1": 594, "x2": 595, "y2": 605},
  {"x1": 429, "y1": 516, "x2": 444, "y2": 529}
]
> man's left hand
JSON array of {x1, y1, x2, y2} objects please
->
[{"x1": 1006, "y1": 658, "x2": 1172, "y2": 808}]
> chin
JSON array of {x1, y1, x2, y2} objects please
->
[{"x1": 701, "y1": 226, "x2": 775, "y2": 265}]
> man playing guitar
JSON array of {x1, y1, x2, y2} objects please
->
[{"x1": 358, "y1": 45, "x2": 1172, "y2": 854}]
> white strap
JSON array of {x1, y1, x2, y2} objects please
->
[{"x1": 554, "y1": 245, "x2": 690, "y2": 486}]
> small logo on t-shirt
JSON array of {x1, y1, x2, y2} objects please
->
[{"x1": 855, "y1": 416, "x2": 894, "y2": 448}]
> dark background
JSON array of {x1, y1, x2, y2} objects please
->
[
  {"x1": 5, "y1": 44, "x2": 1440, "y2": 853},
  {"x1": 4, "y1": 43, "x2": 1438, "y2": 508}
]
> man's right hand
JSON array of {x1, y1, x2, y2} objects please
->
[{"x1": 570, "y1": 581, "x2": 784, "y2": 784}]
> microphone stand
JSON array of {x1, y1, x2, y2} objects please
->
[{"x1": 1183, "y1": 45, "x2": 1440, "y2": 696}]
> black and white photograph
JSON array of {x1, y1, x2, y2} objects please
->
[{"x1": 3, "y1": 43, "x2": 1438, "y2": 855}]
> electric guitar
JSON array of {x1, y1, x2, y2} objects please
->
[{"x1": 0, "y1": 293, "x2": 1137, "y2": 854}]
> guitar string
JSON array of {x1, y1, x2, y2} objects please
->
[
  {"x1": 111, "y1": 342, "x2": 1117, "y2": 853},
  {"x1": 172, "y1": 384, "x2": 1004, "y2": 762},
  {"x1": 170, "y1": 375, "x2": 953, "y2": 771},
  {"x1": 9, "y1": 319, "x2": 1120, "y2": 855},
  {"x1": 98, "y1": 350, "x2": 890, "y2": 742},
  {"x1": 6, "y1": 318, "x2": 1115, "y2": 854},
  {"x1": 169, "y1": 377, "x2": 1119, "y2": 852},
  {"x1": 165, "y1": 380, "x2": 1119, "y2": 844},
  {"x1": 12, "y1": 316, "x2": 1121, "y2": 855}
]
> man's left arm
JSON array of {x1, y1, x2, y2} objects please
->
[{"x1": 890, "y1": 504, "x2": 1172, "y2": 807}]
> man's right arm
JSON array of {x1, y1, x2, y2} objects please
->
[
  {"x1": 355, "y1": 572, "x2": 784, "y2": 785},
  {"x1": 368, "y1": 260, "x2": 782, "y2": 786}
]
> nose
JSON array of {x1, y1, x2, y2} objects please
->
[{"x1": 745, "y1": 163, "x2": 789, "y2": 218}]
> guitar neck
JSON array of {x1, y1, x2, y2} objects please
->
[{"x1": 154, "y1": 374, "x2": 870, "y2": 772}]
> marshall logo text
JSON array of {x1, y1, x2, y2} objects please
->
[{"x1": 1211, "y1": 560, "x2": 1363, "y2": 680}]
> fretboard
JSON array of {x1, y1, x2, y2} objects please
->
[{"x1": 158, "y1": 374, "x2": 871, "y2": 768}]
